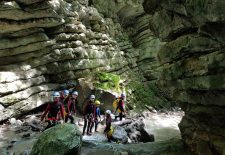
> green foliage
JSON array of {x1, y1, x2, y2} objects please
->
[
  {"x1": 127, "y1": 81, "x2": 169, "y2": 111},
  {"x1": 185, "y1": 0, "x2": 208, "y2": 8},
  {"x1": 94, "y1": 72, "x2": 121, "y2": 92}
]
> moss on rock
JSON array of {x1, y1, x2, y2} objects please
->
[
  {"x1": 94, "y1": 72, "x2": 121, "y2": 92},
  {"x1": 30, "y1": 124, "x2": 82, "y2": 155}
]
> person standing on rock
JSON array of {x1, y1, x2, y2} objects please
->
[
  {"x1": 104, "y1": 110, "x2": 114, "y2": 142},
  {"x1": 90, "y1": 100, "x2": 101, "y2": 132},
  {"x1": 82, "y1": 94, "x2": 96, "y2": 135},
  {"x1": 41, "y1": 91, "x2": 64, "y2": 130},
  {"x1": 62, "y1": 89, "x2": 70, "y2": 119},
  {"x1": 114, "y1": 93, "x2": 126, "y2": 121},
  {"x1": 64, "y1": 91, "x2": 79, "y2": 125}
]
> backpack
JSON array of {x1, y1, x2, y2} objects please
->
[{"x1": 113, "y1": 98, "x2": 122, "y2": 113}]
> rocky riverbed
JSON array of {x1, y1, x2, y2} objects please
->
[{"x1": 0, "y1": 110, "x2": 188, "y2": 155}]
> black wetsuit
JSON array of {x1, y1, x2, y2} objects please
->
[{"x1": 82, "y1": 101, "x2": 95, "y2": 135}]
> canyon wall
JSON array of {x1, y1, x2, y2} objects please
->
[
  {"x1": 143, "y1": 0, "x2": 225, "y2": 154},
  {"x1": 0, "y1": 0, "x2": 165, "y2": 121}
]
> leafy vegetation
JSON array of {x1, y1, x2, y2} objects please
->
[
  {"x1": 185, "y1": 0, "x2": 208, "y2": 8},
  {"x1": 126, "y1": 80, "x2": 174, "y2": 111},
  {"x1": 94, "y1": 72, "x2": 121, "y2": 92}
]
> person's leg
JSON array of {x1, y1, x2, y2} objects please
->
[
  {"x1": 119, "y1": 112, "x2": 122, "y2": 121},
  {"x1": 90, "y1": 120, "x2": 94, "y2": 133},
  {"x1": 88, "y1": 119, "x2": 94, "y2": 134},
  {"x1": 44, "y1": 120, "x2": 53, "y2": 130},
  {"x1": 65, "y1": 114, "x2": 69, "y2": 123},
  {"x1": 114, "y1": 115, "x2": 118, "y2": 121},
  {"x1": 88, "y1": 115, "x2": 94, "y2": 135},
  {"x1": 69, "y1": 115, "x2": 74, "y2": 124},
  {"x1": 95, "y1": 119, "x2": 98, "y2": 132},
  {"x1": 82, "y1": 116, "x2": 87, "y2": 135},
  {"x1": 87, "y1": 121, "x2": 91, "y2": 135},
  {"x1": 107, "y1": 134, "x2": 111, "y2": 142}
]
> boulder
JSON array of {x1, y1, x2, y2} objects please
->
[
  {"x1": 82, "y1": 138, "x2": 188, "y2": 155},
  {"x1": 112, "y1": 126, "x2": 128, "y2": 144},
  {"x1": 124, "y1": 118, "x2": 155, "y2": 143},
  {"x1": 30, "y1": 124, "x2": 82, "y2": 155},
  {"x1": 9, "y1": 118, "x2": 17, "y2": 126},
  {"x1": 75, "y1": 78, "x2": 118, "y2": 112}
]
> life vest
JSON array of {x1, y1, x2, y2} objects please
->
[
  {"x1": 113, "y1": 98, "x2": 121, "y2": 113},
  {"x1": 113, "y1": 98, "x2": 124, "y2": 113},
  {"x1": 107, "y1": 126, "x2": 114, "y2": 137}
]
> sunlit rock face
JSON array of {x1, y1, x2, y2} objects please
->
[
  {"x1": 0, "y1": 0, "x2": 132, "y2": 121},
  {"x1": 143, "y1": 0, "x2": 225, "y2": 154},
  {"x1": 0, "y1": 0, "x2": 166, "y2": 122},
  {"x1": 91, "y1": 0, "x2": 165, "y2": 82}
]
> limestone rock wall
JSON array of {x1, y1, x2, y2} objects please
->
[
  {"x1": 0, "y1": 0, "x2": 132, "y2": 122},
  {"x1": 143, "y1": 0, "x2": 225, "y2": 154},
  {"x1": 91, "y1": 0, "x2": 165, "y2": 82}
]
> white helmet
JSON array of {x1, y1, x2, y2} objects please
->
[
  {"x1": 90, "y1": 95, "x2": 95, "y2": 99},
  {"x1": 72, "y1": 91, "x2": 78, "y2": 96},
  {"x1": 63, "y1": 90, "x2": 69, "y2": 95},
  {"x1": 52, "y1": 91, "x2": 60, "y2": 98},
  {"x1": 105, "y1": 110, "x2": 111, "y2": 115}
]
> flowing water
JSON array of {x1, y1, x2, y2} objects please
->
[
  {"x1": 0, "y1": 111, "x2": 184, "y2": 155},
  {"x1": 144, "y1": 112, "x2": 183, "y2": 141}
]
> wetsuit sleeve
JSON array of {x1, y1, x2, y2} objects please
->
[
  {"x1": 60, "y1": 104, "x2": 64, "y2": 120},
  {"x1": 74, "y1": 99, "x2": 78, "y2": 113},
  {"x1": 67, "y1": 99, "x2": 71, "y2": 114},
  {"x1": 93, "y1": 105, "x2": 96, "y2": 118},
  {"x1": 97, "y1": 108, "x2": 101, "y2": 117},
  {"x1": 41, "y1": 103, "x2": 50, "y2": 121}
]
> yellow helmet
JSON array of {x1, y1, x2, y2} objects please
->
[{"x1": 95, "y1": 100, "x2": 101, "y2": 105}]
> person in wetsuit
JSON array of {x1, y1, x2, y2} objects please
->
[
  {"x1": 82, "y1": 94, "x2": 96, "y2": 136},
  {"x1": 104, "y1": 110, "x2": 114, "y2": 142},
  {"x1": 64, "y1": 91, "x2": 79, "y2": 124},
  {"x1": 115, "y1": 93, "x2": 126, "y2": 121},
  {"x1": 90, "y1": 100, "x2": 101, "y2": 132},
  {"x1": 41, "y1": 91, "x2": 64, "y2": 130}
]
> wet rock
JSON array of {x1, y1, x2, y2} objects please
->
[
  {"x1": 124, "y1": 118, "x2": 154, "y2": 143},
  {"x1": 29, "y1": 123, "x2": 43, "y2": 132},
  {"x1": 30, "y1": 124, "x2": 82, "y2": 155},
  {"x1": 0, "y1": 104, "x2": 4, "y2": 110},
  {"x1": 75, "y1": 78, "x2": 118, "y2": 112},
  {"x1": 16, "y1": 120, "x2": 23, "y2": 126},
  {"x1": 21, "y1": 149, "x2": 31, "y2": 155},
  {"x1": 82, "y1": 138, "x2": 187, "y2": 155},
  {"x1": 145, "y1": 105, "x2": 157, "y2": 113},
  {"x1": 139, "y1": 129, "x2": 155, "y2": 143},
  {"x1": 112, "y1": 126, "x2": 128, "y2": 144},
  {"x1": 9, "y1": 118, "x2": 17, "y2": 126},
  {"x1": 22, "y1": 133, "x2": 31, "y2": 138}
]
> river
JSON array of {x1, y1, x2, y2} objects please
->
[{"x1": 0, "y1": 111, "x2": 185, "y2": 155}]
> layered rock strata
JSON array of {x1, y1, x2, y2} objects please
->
[
  {"x1": 143, "y1": 0, "x2": 225, "y2": 154},
  {"x1": 0, "y1": 0, "x2": 131, "y2": 122}
]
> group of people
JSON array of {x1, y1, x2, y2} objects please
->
[
  {"x1": 41, "y1": 90, "x2": 79, "y2": 130},
  {"x1": 41, "y1": 89, "x2": 126, "y2": 142}
]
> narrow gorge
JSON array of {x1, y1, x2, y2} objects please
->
[{"x1": 0, "y1": 0, "x2": 225, "y2": 155}]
